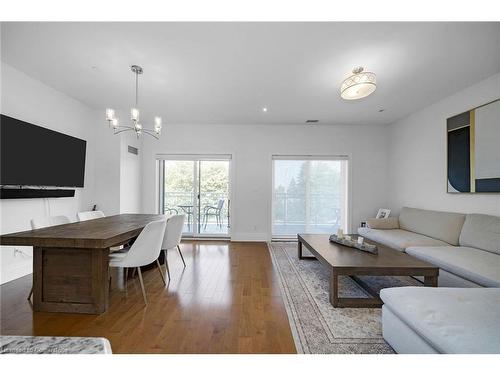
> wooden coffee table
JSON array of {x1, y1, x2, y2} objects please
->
[{"x1": 297, "y1": 234, "x2": 439, "y2": 308}]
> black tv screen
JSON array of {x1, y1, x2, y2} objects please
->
[{"x1": 1, "y1": 114, "x2": 86, "y2": 187}]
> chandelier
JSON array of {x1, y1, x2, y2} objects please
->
[
  {"x1": 105, "y1": 65, "x2": 162, "y2": 139},
  {"x1": 340, "y1": 66, "x2": 377, "y2": 100}
]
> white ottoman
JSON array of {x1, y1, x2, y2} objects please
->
[{"x1": 380, "y1": 287, "x2": 500, "y2": 354}]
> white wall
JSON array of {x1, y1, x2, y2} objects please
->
[
  {"x1": 92, "y1": 109, "x2": 141, "y2": 216},
  {"x1": 0, "y1": 63, "x2": 98, "y2": 283},
  {"x1": 92, "y1": 110, "x2": 141, "y2": 216},
  {"x1": 120, "y1": 131, "x2": 142, "y2": 213},
  {"x1": 93, "y1": 108, "x2": 143, "y2": 215},
  {"x1": 141, "y1": 123, "x2": 390, "y2": 240},
  {"x1": 92, "y1": 111, "x2": 121, "y2": 215},
  {"x1": 388, "y1": 73, "x2": 500, "y2": 217}
]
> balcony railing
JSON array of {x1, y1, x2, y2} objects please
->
[
  {"x1": 163, "y1": 191, "x2": 341, "y2": 235},
  {"x1": 272, "y1": 192, "x2": 341, "y2": 226},
  {"x1": 162, "y1": 191, "x2": 229, "y2": 226}
]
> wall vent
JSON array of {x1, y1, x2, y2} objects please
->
[
  {"x1": 128, "y1": 146, "x2": 139, "y2": 155},
  {"x1": 305, "y1": 120, "x2": 319, "y2": 124}
]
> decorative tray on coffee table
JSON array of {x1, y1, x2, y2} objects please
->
[{"x1": 329, "y1": 234, "x2": 378, "y2": 254}]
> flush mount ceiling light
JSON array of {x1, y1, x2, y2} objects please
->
[
  {"x1": 340, "y1": 66, "x2": 377, "y2": 100},
  {"x1": 105, "y1": 65, "x2": 162, "y2": 139}
]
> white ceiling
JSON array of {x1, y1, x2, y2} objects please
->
[{"x1": 1, "y1": 22, "x2": 499, "y2": 126}]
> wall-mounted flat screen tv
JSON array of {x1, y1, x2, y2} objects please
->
[{"x1": 0, "y1": 114, "x2": 86, "y2": 187}]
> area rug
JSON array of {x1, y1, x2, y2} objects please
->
[{"x1": 268, "y1": 241, "x2": 421, "y2": 354}]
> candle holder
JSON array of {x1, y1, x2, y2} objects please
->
[{"x1": 329, "y1": 234, "x2": 378, "y2": 254}]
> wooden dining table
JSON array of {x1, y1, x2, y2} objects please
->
[{"x1": 0, "y1": 214, "x2": 165, "y2": 314}]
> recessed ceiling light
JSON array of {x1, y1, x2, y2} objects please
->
[
  {"x1": 340, "y1": 66, "x2": 377, "y2": 100},
  {"x1": 262, "y1": 107, "x2": 268, "y2": 112}
]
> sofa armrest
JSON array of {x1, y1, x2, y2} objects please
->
[{"x1": 366, "y1": 217, "x2": 399, "y2": 229}]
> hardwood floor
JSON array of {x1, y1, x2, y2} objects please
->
[{"x1": 0, "y1": 241, "x2": 296, "y2": 354}]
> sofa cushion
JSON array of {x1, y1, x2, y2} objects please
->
[
  {"x1": 398, "y1": 207, "x2": 465, "y2": 245},
  {"x1": 459, "y1": 213, "x2": 500, "y2": 255},
  {"x1": 380, "y1": 287, "x2": 500, "y2": 354},
  {"x1": 406, "y1": 246, "x2": 500, "y2": 287},
  {"x1": 366, "y1": 217, "x2": 399, "y2": 229},
  {"x1": 357, "y1": 227, "x2": 448, "y2": 252}
]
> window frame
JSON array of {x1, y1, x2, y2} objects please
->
[
  {"x1": 271, "y1": 154, "x2": 351, "y2": 241},
  {"x1": 156, "y1": 154, "x2": 233, "y2": 239}
]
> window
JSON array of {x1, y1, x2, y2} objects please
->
[
  {"x1": 272, "y1": 156, "x2": 348, "y2": 239},
  {"x1": 157, "y1": 155, "x2": 231, "y2": 237}
]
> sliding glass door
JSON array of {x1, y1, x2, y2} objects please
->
[
  {"x1": 272, "y1": 156, "x2": 348, "y2": 239},
  {"x1": 158, "y1": 156, "x2": 231, "y2": 237}
]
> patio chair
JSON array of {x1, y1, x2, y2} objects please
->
[
  {"x1": 164, "y1": 207, "x2": 179, "y2": 215},
  {"x1": 203, "y1": 199, "x2": 225, "y2": 229}
]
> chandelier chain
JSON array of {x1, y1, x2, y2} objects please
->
[{"x1": 135, "y1": 69, "x2": 139, "y2": 107}]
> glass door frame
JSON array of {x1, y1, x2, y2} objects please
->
[
  {"x1": 270, "y1": 154, "x2": 351, "y2": 241},
  {"x1": 157, "y1": 154, "x2": 233, "y2": 239}
]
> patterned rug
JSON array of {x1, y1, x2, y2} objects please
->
[{"x1": 268, "y1": 241, "x2": 421, "y2": 354}]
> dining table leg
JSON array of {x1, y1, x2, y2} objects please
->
[{"x1": 32, "y1": 246, "x2": 110, "y2": 314}]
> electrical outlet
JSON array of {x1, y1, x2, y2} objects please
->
[{"x1": 13, "y1": 248, "x2": 31, "y2": 259}]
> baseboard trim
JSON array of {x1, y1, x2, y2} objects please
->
[{"x1": 231, "y1": 232, "x2": 269, "y2": 242}]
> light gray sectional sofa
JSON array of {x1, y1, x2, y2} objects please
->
[
  {"x1": 358, "y1": 207, "x2": 500, "y2": 287},
  {"x1": 358, "y1": 207, "x2": 500, "y2": 353}
]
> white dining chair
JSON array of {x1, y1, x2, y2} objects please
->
[
  {"x1": 109, "y1": 219, "x2": 167, "y2": 305},
  {"x1": 77, "y1": 210, "x2": 125, "y2": 252},
  {"x1": 31, "y1": 215, "x2": 70, "y2": 230},
  {"x1": 77, "y1": 210, "x2": 105, "y2": 221},
  {"x1": 160, "y1": 214, "x2": 186, "y2": 281},
  {"x1": 28, "y1": 215, "x2": 71, "y2": 300}
]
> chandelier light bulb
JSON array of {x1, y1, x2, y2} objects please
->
[
  {"x1": 340, "y1": 66, "x2": 377, "y2": 100},
  {"x1": 131, "y1": 108, "x2": 140, "y2": 122},
  {"x1": 154, "y1": 117, "x2": 162, "y2": 134},
  {"x1": 111, "y1": 118, "x2": 119, "y2": 129},
  {"x1": 106, "y1": 108, "x2": 115, "y2": 121}
]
